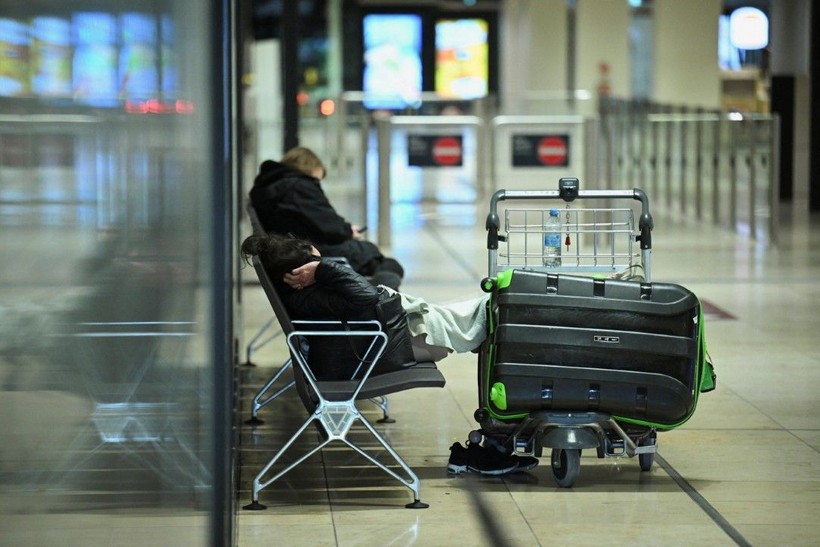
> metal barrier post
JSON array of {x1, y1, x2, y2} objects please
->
[
  {"x1": 584, "y1": 117, "x2": 600, "y2": 187},
  {"x1": 624, "y1": 101, "x2": 635, "y2": 186},
  {"x1": 749, "y1": 117, "x2": 758, "y2": 239},
  {"x1": 375, "y1": 116, "x2": 392, "y2": 248},
  {"x1": 603, "y1": 100, "x2": 615, "y2": 189},
  {"x1": 606, "y1": 102, "x2": 778, "y2": 243},
  {"x1": 695, "y1": 108, "x2": 704, "y2": 220},
  {"x1": 770, "y1": 114, "x2": 780, "y2": 244},
  {"x1": 336, "y1": 92, "x2": 349, "y2": 175},
  {"x1": 360, "y1": 114, "x2": 370, "y2": 232},
  {"x1": 638, "y1": 101, "x2": 650, "y2": 195},
  {"x1": 474, "y1": 96, "x2": 494, "y2": 198},
  {"x1": 650, "y1": 108, "x2": 659, "y2": 200},
  {"x1": 615, "y1": 101, "x2": 625, "y2": 188},
  {"x1": 665, "y1": 105, "x2": 674, "y2": 210},
  {"x1": 679, "y1": 107, "x2": 688, "y2": 215},
  {"x1": 729, "y1": 118, "x2": 739, "y2": 230},
  {"x1": 712, "y1": 116, "x2": 722, "y2": 225}
]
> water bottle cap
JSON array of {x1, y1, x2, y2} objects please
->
[{"x1": 549, "y1": 209, "x2": 559, "y2": 216}]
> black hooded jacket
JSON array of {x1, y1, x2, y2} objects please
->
[
  {"x1": 276, "y1": 259, "x2": 414, "y2": 381},
  {"x1": 250, "y1": 160, "x2": 382, "y2": 272}
]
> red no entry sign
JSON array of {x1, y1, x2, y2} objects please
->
[
  {"x1": 432, "y1": 136, "x2": 462, "y2": 166},
  {"x1": 538, "y1": 136, "x2": 568, "y2": 165},
  {"x1": 511, "y1": 134, "x2": 571, "y2": 167},
  {"x1": 408, "y1": 135, "x2": 464, "y2": 167}
]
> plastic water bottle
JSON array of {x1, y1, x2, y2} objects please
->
[{"x1": 543, "y1": 208, "x2": 562, "y2": 267}]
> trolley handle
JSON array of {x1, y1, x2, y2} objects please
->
[{"x1": 486, "y1": 178, "x2": 654, "y2": 251}]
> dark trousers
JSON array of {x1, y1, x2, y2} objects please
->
[{"x1": 366, "y1": 257, "x2": 404, "y2": 291}]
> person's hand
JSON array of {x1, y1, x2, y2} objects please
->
[
  {"x1": 351, "y1": 224, "x2": 365, "y2": 240},
  {"x1": 284, "y1": 261, "x2": 318, "y2": 290}
]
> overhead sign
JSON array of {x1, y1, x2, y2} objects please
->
[
  {"x1": 512, "y1": 134, "x2": 570, "y2": 167},
  {"x1": 408, "y1": 135, "x2": 463, "y2": 167}
]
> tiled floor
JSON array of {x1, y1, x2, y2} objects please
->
[{"x1": 235, "y1": 199, "x2": 820, "y2": 546}]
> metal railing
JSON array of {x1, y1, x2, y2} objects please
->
[{"x1": 599, "y1": 99, "x2": 779, "y2": 242}]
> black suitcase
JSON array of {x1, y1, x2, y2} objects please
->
[
  {"x1": 478, "y1": 269, "x2": 714, "y2": 430},
  {"x1": 474, "y1": 182, "x2": 716, "y2": 487}
]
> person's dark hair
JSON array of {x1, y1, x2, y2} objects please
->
[{"x1": 240, "y1": 233, "x2": 316, "y2": 279}]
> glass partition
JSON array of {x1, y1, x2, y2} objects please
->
[{"x1": 0, "y1": 0, "x2": 233, "y2": 544}]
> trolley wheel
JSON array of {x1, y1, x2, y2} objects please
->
[
  {"x1": 638, "y1": 430, "x2": 657, "y2": 471},
  {"x1": 550, "y1": 448, "x2": 581, "y2": 488}
]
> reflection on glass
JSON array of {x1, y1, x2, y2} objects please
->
[
  {"x1": 72, "y1": 12, "x2": 118, "y2": 106},
  {"x1": 0, "y1": 18, "x2": 30, "y2": 97},
  {"x1": 1, "y1": 9, "x2": 175, "y2": 107},
  {"x1": 160, "y1": 15, "x2": 176, "y2": 100},
  {"x1": 31, "y1": 17, "x2": 72, "y2": 97},
  {"x1": 119, "y1": 12, "x2": 159, "y2": 100}
]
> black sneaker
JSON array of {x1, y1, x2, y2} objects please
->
[
  {"x1": 511, "y1": 454, "x2": 539, "y2": 472},
  {"x1": 447, "y1": 441, "x2": 519, "y2": 475},
  {"x1": 485, "y1": 444, "x2": 540, "y2": 473}
]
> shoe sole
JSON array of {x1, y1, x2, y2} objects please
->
[
  {"x1": 511, "y1": 461, "x2": 538, "y2": 473},
  {"x1": 447, "y1": 463, "x2": 518, "y2": 476},
  {"x1": 472, "y1": 464, "x2": 518, "y2": 475},
  {"x1": 447, "y1": 463, "x2": 468, "y2": 474}
]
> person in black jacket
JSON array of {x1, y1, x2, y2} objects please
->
[
  {"x1": 241, "y1": 232, "x2": 490, "y2": 375},
  {"x1": 249, "y1": 146, "x2": 404, "y2": 290},
  {"x1": 240, "y1": 232, "x2": 539, "y2": 476}
]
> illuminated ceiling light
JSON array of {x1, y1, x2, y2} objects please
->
[{"x1": 729, "y1": 7, "x2": 768, "y2": 50}]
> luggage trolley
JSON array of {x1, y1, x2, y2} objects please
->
[{"x1": 473, "y1": 177, "x2": 713, "y2": 487}]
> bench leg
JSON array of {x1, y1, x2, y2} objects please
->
[
  {"x1": 345, "y1": 409, "x2": 427, "y2": 508},
  {"x1": 245, "y1": 359, "x2": 294, "y2": 425},
  {"x1": 243, "y1": 400, "x2": 427, "y2": 509}
]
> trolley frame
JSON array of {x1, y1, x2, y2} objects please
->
[{"x1": 485, "y1": 180, "x2": 654, "y2": 281}]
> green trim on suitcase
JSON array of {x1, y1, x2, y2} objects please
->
[
  {"x1": 484, "y1": 342, "x2": 528, "y2": 420},
  {"x1": 495, "y1": 268, "x2": 514, "y2": 290},
  {"x1": 484, "y1": 272, "x2": 529, "y2": 421}
]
